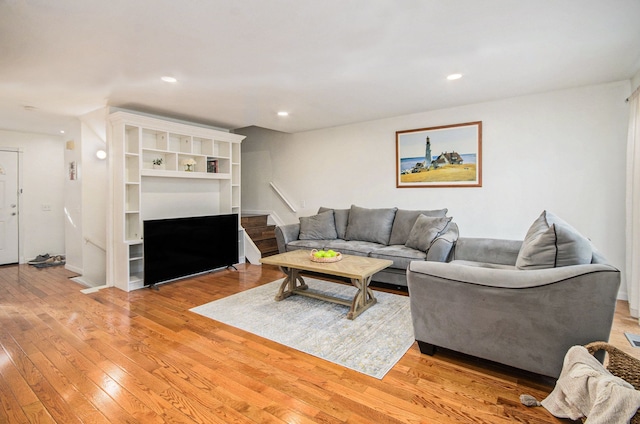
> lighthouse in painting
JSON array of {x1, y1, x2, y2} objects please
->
[{"x1": 425, "y1": 137, "x2": 432, "y2": 170}]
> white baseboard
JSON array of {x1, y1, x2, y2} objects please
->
[
  {"x1": 79, "y1": 282, "x2": 109, "y2": 293},
  {"x1": 65, "y1": 263, "x2": 83, "y2": 274}
]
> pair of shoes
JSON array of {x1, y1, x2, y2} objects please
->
[
  {"x1": 28, "y1": 253, "x2": 50, "y2": 264},
  {"x1": 44, "y1": 255, "x2": 64, "y2": 264}
]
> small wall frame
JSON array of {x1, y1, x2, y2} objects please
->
[{"x1": 396, "y1": 121, "x2": 482, "y2": 188}]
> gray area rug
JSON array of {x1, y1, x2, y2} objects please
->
[{"x1": 190, "y1": 278, "x2": 414, "y2": 379}]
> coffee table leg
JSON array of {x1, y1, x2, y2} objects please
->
[
  {"x1": 347, "y1": 275, "x2": 377, "y2": 319},
  {"x1": 275, "y1": 266, "x2": 308, "y2": 301}
]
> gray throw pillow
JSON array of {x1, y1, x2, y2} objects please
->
[
  {"x1": 516, "y1": 210, "x2": 592, "y2": 269},
  {"x1": 344, "y1": 205, "x2": 398, "y2": 245},
  {"x1": 318, "y1": 207, "x2": 350, "y2": 239},
  {"x1": 405, "y1": 215, "x2": 453, "y2": 252},
  {"x1": 388, "y1": 208, "x2": 448, "y2": 245},
  {"x1": 426, "y1": 222, "x2": 459, "y2": 262},
  {"x1": 298, "y1": 210, "x2": 338, "y2": 240}
]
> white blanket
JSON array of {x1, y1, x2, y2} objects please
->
[{"x1": 541, "y1": 346, "x2": 640, "y2": 423}]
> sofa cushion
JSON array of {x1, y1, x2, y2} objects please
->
[
  {"x1": 318, "y1": 207, "x2": 350, "y2": 239},
  {"x1": 286, "y1": 239, "x2": 328, "y2": 251},
  {"x1": 370, "y1": 245, "x2": 426, "y2": 269},
  {"x1": 405, "y1": 215, "x2": 453, "y2": 252},
  {"x1": 388, "y1": 208, "x2": 448, "y2": 245},
  {"x1": 298, "y1": 210, "x2": 338, "y2": 240},
  {"x1": 516, "y1": 210, "x2": 592, "y2": 269},
  {"x1": 345, "y1": 205, "x2": 398, "y2": 245},
  {"x1": 323, "y1": 239, "x2": 382, "y2": 257},
  {"x1": 453, "y1": 237, "x2": 522, "y2": 265}
]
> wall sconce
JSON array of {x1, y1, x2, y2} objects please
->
[{"x1": 96, "y1": 149, "x2": 107, "y2": 160}]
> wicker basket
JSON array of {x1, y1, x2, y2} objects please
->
[
  {"x1": 309, "y1": 249, "x2": 342, "y2": 263},
  {"x1": 584, "y1": 341, "x2": 640, "y2": 424}
]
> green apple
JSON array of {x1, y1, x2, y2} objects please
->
[
  {"x1": 314, "y1": 250, "x2": 325, "y2": 258},
  {"x1": 326, "y1": 250, "x2": 336, "y2": 257}
]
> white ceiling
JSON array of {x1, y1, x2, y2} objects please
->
[{"x1": 1, "y1": 0, "x2": 640, "y2": 136}]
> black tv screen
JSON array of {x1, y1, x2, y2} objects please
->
[{"x1": 143, "y1": 214, "x2": 239, "y2": 287}]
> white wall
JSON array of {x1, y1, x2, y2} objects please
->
[
  {"x1": 631, "y1": 69, "x2": 640, "y2": 92},
  {"x1": 79, "y1": 109, "x2": 108, "y2": 286},
  {"x1": 63, "y1": 108, "x2": 109, "y2": 286},
  {"x1": 239, "y1": 80, "x2": 630, "y2": 296},
  {"x1": 0, "y1": 129, "x2": 65, "y2": 261},
  {"x1": 64, "y1": 120, "x2": 83, "y2": 273}
]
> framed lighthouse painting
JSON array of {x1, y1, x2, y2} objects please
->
[{"x1": 396, "y1": 121, "x2": 482, "y2": 188}]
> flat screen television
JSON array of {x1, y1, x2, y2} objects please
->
[{"x1": 143, "y1": 214, "x2": 239, "y2": 287}]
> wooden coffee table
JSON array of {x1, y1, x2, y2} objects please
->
[{"x1": 260, "y1": 250, "x2": 393, "y2": 319}]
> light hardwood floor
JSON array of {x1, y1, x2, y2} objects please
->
[{"x1": 0, "y1": 262, "x2": 638, "y2": 423}]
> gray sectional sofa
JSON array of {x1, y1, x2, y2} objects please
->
[
  {"x1": 407, "y1": 210, "x2": 621, "y2": 378},
  {"x1": 275, "y1": 205, "x2": 458, "y2": 287}
]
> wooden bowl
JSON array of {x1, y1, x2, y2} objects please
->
[{"x1": 310, "y1": 249, "x2": 342, "y2": 263}]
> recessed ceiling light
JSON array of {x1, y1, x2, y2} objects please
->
[
  {"x1": 60, "y1": 130, "x2": 65, "y2": 134},
  {"x1": 277, "y1": 111, "x2": 289, "y2": 117},
  {"x1": 447, "y1": 73, "x2": 463, "y2": 80},
  {"x1": 161, "y1": 76, "x2": 178, "y2": 83}
]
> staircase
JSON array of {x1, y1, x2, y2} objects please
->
[{"x1": 241, "y1": 214, "x2": 279, "y2": 258}]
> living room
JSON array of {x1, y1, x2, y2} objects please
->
[{"x1": 1, "y1": 1, "x2": 640, "y2": 422}]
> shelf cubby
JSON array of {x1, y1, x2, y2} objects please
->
[
  {"x1": 125, "y1": 184, "x2": 140, "y2": 212},
  {"x1": 129, "y1": 243, "x2": 143, "y2": 260},
  {"x1": 125, "y1": 125, "x2": 140, "y2": 154},
  {"x1": 193, "y1": 137, "x2": 214, "y2": 155},
  {"x1": 125, "y1": 155, "x2": 140, "y2": 183},
  {"x1": 232, "y1": 163, "x2": 240, "y2": 181},
  {"x1": 232, "y1": 143, "x2": 240, "y2": 164},
  {"x1": 142, "y1": 128, "x2": 168, "y2": 150},
  {"x1": 168, "y1": 133, "x2": 192, "y2": 153},
  {"x1": 214, "y1": 140, "x2": 231, "y2": 158},
  {"x1": 125, "y1": 213, "x2": 141, "y2": 241}
]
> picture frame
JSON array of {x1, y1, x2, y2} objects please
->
[
  {"x1": 396, "y1": 121, "x2": 482, "y2": 188},
  {"x1": 69, "y1": 161, "x2": 77, "y2": 181}
]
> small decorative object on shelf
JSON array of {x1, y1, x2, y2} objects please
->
[
  {"x1": 152, "y1": 158, "x2": 163, "y2": 169},
  {"x1": 207, "y1": 158, "x2": 218, "y2": 173},
  {"x1": 182, "y1": 158, "x2": 196, "y2": 172},
  {"x1": 310, "y1": 249, "x2": 342, "y2": 263}
]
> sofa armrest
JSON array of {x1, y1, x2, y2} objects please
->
[
  {"x1": 275, "y1": 223, "x2": 300, "y2": 253},
  {"x1": 408, "y1": 260, "x2": 619, "y2": 289}
]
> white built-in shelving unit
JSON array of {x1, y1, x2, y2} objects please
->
[{"x1": 107, "y1": 111, "x2": 245, "y2": 291}]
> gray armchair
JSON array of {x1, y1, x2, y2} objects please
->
[{"x1": 407, "y1": 237, "x2": 621, "y2": 378}]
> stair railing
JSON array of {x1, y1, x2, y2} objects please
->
[{"x1": 270, "y1": 182, "x2": 296, "y2": 213}]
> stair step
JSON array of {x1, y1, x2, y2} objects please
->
[
  {"x1": 241, "y1": 214, "x2": 269, "y2": 228},
  {"x1": 241, "y1": 214, "x2": 280, "y2": 258},
  {"x1": 245, "y1": 225, "x2": 276, "y2": 241},
  {"x1": 255, "y1": 238, "x2": 278, "y2": 252},
  {"x1": 261, "y1": 249, "x2": 280, "y2": 258}
]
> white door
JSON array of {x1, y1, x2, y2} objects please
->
[{"x1": 0, "y1": 151, "x2": 19, "y2": 264}]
